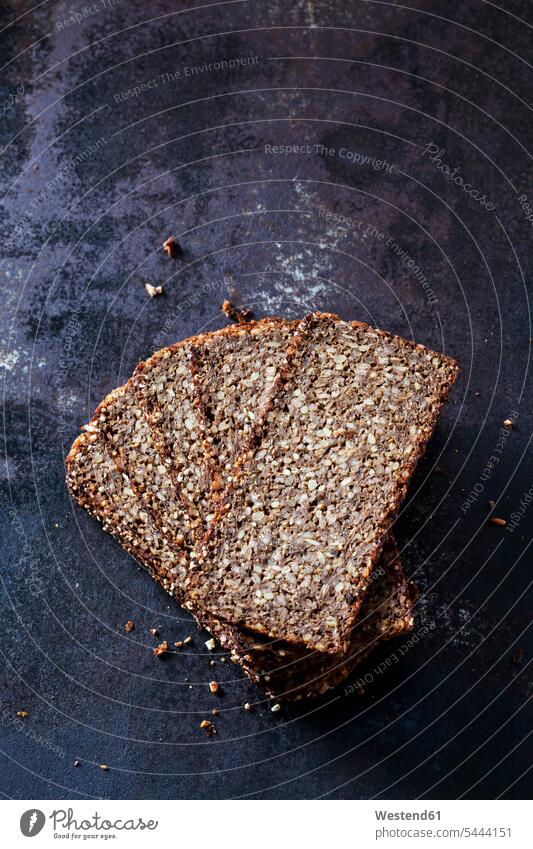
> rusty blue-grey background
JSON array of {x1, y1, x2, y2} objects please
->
[{"x1": 1, "y1": 0, "x2": 531, "y2": 800}]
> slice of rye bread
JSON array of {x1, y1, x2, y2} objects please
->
[
  {"x1": 186, "y1": 311, "x2": 459, "y2": 655},
  {"x1": 66, "y1": 317, "x2": 418, "y2": 692},
  {"x1": 186, "y1": 314, "x2": 404, "y2": 665},
  {"x1": 263, "y1": 556, "x2": 417, "y2": 701},
  {"x1": 133, "y1": 318, "x2": 301, "y2": 538},
  {"x1": 91, "y1": 320, "x2": 297, "y2": 550},
  {"x1": 66, "y1": 431, "x2": 188, "y2": 590},
  {"x1": 66, "y1": 431, "x2": 414, "y2": 699},
  {"x1": 65, "y1": 323, "x2": 323, "y2": 655},
  {"x1": 183, "y1": 315, "x2": 415, "y2": 681},
  {"x1": 85, "y1": 324, "x2": 412, "y2": 685}
]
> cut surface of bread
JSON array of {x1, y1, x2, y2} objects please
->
[
  {"x1": 66, "y1": 431, "x2": 189, "y2": 590},
  {"x1": 187, "y1": 312, "x2": 458, "y2": 654},
  {"x1": 66, "y1": 430, "x2": 413, "y2": 699},
  {"x1": 133, "y1": 342, "x2": 209, "y2": 535},
  {"x1": 133, "y1": 319, "x2": 301, "y2": 536},
  {"x1": 189, "y1": 318, "x2": 299, "y2": 489},
  {"x1": 66, "y1": 431, "x2": 260, "y2": 658},
  {"x1": 65, "y1": 311, "x2": 452, "y2": 694},
  {"x1": 94, "y1": 383, "x2": 192, "y2": 551}
]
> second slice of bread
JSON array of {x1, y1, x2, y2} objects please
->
[{"x1": 187, "y1": 312, "x2": 458, "y2": 654}]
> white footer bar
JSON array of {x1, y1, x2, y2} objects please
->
[{"x1": 4, "y1": 799, "x2": 528, "y2": 848}]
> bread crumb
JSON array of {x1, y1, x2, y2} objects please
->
[
  {"x1": 149, "y1": 628, "x2": 159, "y2": 637},
  {"x1": 124, "y1": 620, "x2": 134, "y2": 633},
  {"x1": 270, "y1": 703, "x2": 281, "y2": 713},
  {"x1": 145, "y1": 283, "x2": 164, "y2": 298},
  {"x1": 100, "y1": 764, "x2": 109, "y2": 771},
  {"x1": 244, "y1": 703, "x2": 252, "y2": 711},
  {"x1": 222, "y1": 299, "x2": 254, "y2": 324},
  {"x1": 209, "y1": 681, "x2": 219, "y2": 694},
  {"x1": 16, "y1": 710, "x2": 29, "y2": 718},
  {"x1": 153, "y1": 641, "x2": 169, "y2": 657},
  {"x1": 163, "y1": 236, "x2": 180, "y2": 258},
  {"x1": 199, "y1": 719, "x2": 217, "y2": 736},
  {"x1": 205, "y1": 638, "x2": 216, "y2": 650},
  {"x1": 183, "y1": 635, "x2": 193, "y2": 645}
]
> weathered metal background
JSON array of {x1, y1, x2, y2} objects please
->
[{"x1": 1, "y1": 0, "x2": 531, "y2": 799}]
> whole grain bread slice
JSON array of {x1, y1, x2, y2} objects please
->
[
  {"x1": 66, "y1": 431, "x2": 189, "y2": 591},
  {"x1": 186, "y1": 311, "x2": 458, "y2": 655},
  {"x1": 66, "y1": 430, "x2": 413, "y2": 698},
  {"x1": 69, "y1": 393, "x2": 412, "y2": 671},
  {"x1": 67, "y1": 320, "x2": 305, "y2": 675},
  {"x1": 66, "y1": 314, "x2": 427, "y2": 690},
  {"x1": 181, "y1": 316, "x2": 416, "y2": 686}
]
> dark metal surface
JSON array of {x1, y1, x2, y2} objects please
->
[{"x1": 1, "y1": 0, "x2": 531, "y2": 800}]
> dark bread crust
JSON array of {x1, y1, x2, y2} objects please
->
[{"x1": 187, "y1": 312, "x2": 458, "y2": 655}]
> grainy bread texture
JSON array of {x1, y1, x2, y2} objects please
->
[
  {"x1": 65, "y1": 310, "x2": 454, "y2": 697},
  {"x1": 189, "y1": 319, "x2": 299, "y2": 489},
  {"x1": 133, "y1": 319, "x2": 301, "y2": 536},
  {"x1": 66, "y1": 429, "x2": 412, "y2": 699},
  {"x1": 133, "y1": 342, "x2": 209, "y2": 534},
  {"x1": 94, "y1": 383, "x2": 192, "y2": 551},
  {"x1": 66, "y1": 432, "x2": 189, "y2": 590},
  {"x1": 187, "y1": 312, "x2": 458, "y2": 654},
  {"x1": 66, "y1": 430, "x2": 259, "y2": 657}
]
